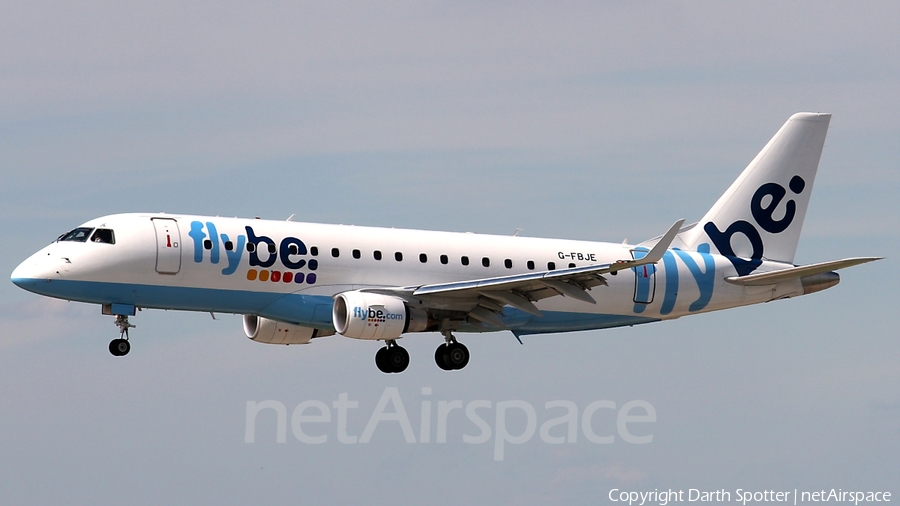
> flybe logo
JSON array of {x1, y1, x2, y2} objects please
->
[
  {"x1": 632, "y1": 246, "x2": 715, "y2": 315},
  {"x1": 703, "y1": 176, "x2": 806, "y2": 276},
  {"x1": 187, "y1": 221, "x2": 318, "y2": 285},
  {"x1": 352, "y1": 307, "x2": 404, "y2": 322}
]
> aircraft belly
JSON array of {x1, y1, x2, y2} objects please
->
[
  {"x1": 18, "y1": 279, "x2": 284, "y2": 314},
  {"x1": 509, "y1": 310, "x2": 659, "y2": 335}
]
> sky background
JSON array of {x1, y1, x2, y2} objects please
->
[{"x1": 1, "y1": 2, "x2": 898, "y2": 504}]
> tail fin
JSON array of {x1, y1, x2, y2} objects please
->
[{"x1": 679, "y1": 112, "x2": 831, "y2": 275}]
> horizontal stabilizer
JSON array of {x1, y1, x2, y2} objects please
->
[{"x1": 725, "y1": 257, "x2": 882, "y2": 286}]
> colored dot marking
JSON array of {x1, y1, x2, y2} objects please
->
[
  {"x1": 308, "y1": 259, "x2": 318, "y2": 271},
  {"x1": 271, "y1": 271, "x2": 281, "y2": 282},
  {"x1": 259, "y1": 270, "x2": 270, "y2": 282},
  {"x1": 294, "y1": 272, "x2": 305, "y2": 283},
  {"x1": 307, "y1": 273, "x2": 317, "y2": 284},
  {"x1": 283, "y1": 272, "x2": 293, "y2": 283},
  {"x1": 247, "y1": 269, "x2": 258, "y2": 281}
]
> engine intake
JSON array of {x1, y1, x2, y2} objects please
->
[
  {"x1": 243, "y1": 315, "x2": 333, "y2": 345},
  {"x1": 332, "y1": 291, "x2": 429, "y2": 340}
]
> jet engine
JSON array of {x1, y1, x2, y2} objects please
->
[
  {"x1": 332, "y1": 291, "x2": 429, "y2": 340},
  {"x1": 243, "y1": 315, "x2": 333, "y2": 345},
  {"x1": 800, "y1": 271, "x2": 840, "y2": 294}
]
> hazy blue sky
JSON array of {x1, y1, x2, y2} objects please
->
[{"x1": 1, "y1": 2, "x2": 897, "y2": 504}]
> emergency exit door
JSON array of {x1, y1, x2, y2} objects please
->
[
  {"x1": 152, "y1": 218, "x2": 182, "y2": 274},
  {"x1": 631, "y1": 248, "x2": 656, "y2": 304}
]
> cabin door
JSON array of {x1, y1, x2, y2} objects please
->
[{"x1": 152, "y1": 218, "x2": 182, "y2": 274}]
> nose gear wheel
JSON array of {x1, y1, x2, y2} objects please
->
[{"x1": 109, "y1": 339, "x2": 130, "y2": 356}]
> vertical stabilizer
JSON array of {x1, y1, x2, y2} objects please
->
[{"x1": 680, "y1": 113, "x2": 831, "y2": 275}]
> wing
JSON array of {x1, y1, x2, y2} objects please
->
[{"x1": 362, "y1": 220, "x2": 684, "y2": 326}]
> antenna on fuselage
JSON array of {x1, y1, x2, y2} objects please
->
[{"x1": 286, "y1": 214, "x2": 296, "y2": 221}]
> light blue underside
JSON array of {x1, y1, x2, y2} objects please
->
[{"x1": 11, "y1": 278, "x2": 659, "y2": 335}]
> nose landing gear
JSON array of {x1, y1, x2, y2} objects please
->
[
  {"x1": 375, "y1": 340, "x2": 409, "y2": 373},
  {"x1": 435, "y1": 331, "x2": 469, "y2": 371},
  {"x1": 109, "y1": 315, "x2": 135, "y2": 357}
]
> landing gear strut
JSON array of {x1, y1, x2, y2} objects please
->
[
  {"x1": 109, "y1": 315, "x2": 134, "y2": 357},
  {"x1": 435, "y1": 331, "x2": 469, "y2": 371},
  {"x1": 375, "y1": 340, "x2": 409, "y2": 374}
]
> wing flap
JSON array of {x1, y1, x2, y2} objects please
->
[
  {"x1": 540, "y1": 279, "x2": 597, "y2": 304},
  {"x1": 479, "y1": 290, "x2": 543, "y2": 317}
]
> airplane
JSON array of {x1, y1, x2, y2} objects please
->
[{"x1": 10, "y1": 112, "x2": 880, "y2": 373}]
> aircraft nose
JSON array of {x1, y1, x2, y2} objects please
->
[
  {"x1": 11, "y1": 257, "x2": 42, "y2": 289},
  {"x1": 10, "y1": 250, "x2": 60, "y2": 293}
]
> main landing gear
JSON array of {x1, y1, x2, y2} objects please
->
[
  {"x1": 375, "y1": 340, "x2": 410, "y2": 374},
  {"x1": 372, "y1": 333, "x2": 471, "y2": 374},
  {"x1": 435, "y1": 331, "x2": 469, "y2": 371},
  {"x1": 109, "y1": 315, "x2": 134, "y2": 357}
]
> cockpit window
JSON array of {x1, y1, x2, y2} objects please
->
[
  {"x1": 90, "y1": 229, "x2": 115, "y2": 244},
  {"x1": 57, "y1": 227, "x2": 94, "y2": 242}
]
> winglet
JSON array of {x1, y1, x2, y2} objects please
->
[{"x1": 642, "y1": 219, "x2": 685, "y2": 263}]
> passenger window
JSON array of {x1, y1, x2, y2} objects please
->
[
  {"x1": 482, "y1": 257, "x2": 490, "y2": 267},
  {"x1": 203, "y1": 239, "x2": 213, "y2": 250},
  {"x1": 332, "y1": 248, "x2": 340, "y2": 258},
  {"x1": 527, "y1": 260, "x2": 535, "y2": 270},
  {"x1": 395, "y1": 252, "x2": 403, "y2": 261},
  {"x1": 461, "y1": 256, "x2": 469, "y2": 266},
  {"x1": 548, "y1": 262, "x2": 556, "y2": 270},
  {"x1": 419, "y1": 253, "x2": 427, "y2": 263},
  {"x1": 374, "y1": 250, "x2": 382, "y2": 260},
  {"x1": 440, "y1": 254, "x2": 448, "y2": 265},
  {"x1": 247, "y1": 243, "x2": 256, "y2": 252},
  {"x1": 268, "y1": 243, "x2": 276, "y2": 254},
  {"x1": 310, "y1": 246, "x2": 319, "y2": 256},
  {"x1": 569, "y1": 263, "x2": 576, "y2": 269},
  {"x1": 352, "y1": 249, "x2": 361, "y2": 259},
  {"x1": 90, "y1": 229, "x2": 115, "y2": 244},
  {"x1": 504, "y1": 259, "x2": 512, "y2": 269},
  {"x1": 224, "y1": 241, "x2": 234, "y2": 251},
  {"x1": 58, "y1": 227, "x2": 93, "y2": 242}
]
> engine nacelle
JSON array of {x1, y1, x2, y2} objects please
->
[
  {"x1": 243, "y1": 315, "x2": 333, "y2": 345},
  {"x1": 332, "y1": 291, "x2": 429, "y2": 340},
  {"x1": 801, "y1": 271, "x2": 840, "y2": 294}
]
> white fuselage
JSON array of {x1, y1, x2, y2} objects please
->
[{"x1": 11, "y1": 213, "x2": 805, "y2": 337}]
